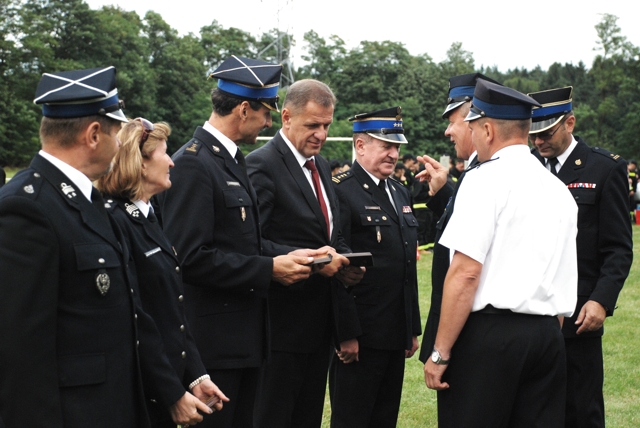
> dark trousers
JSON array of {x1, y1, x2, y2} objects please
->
[
  {"x1": 254, "y1": 348, "x2": 330, "y2": 428},
  {"x1": 438, "y1": 312, "x2": 566, "y2": 428},
  {"x1": 198, "y1": 367, "x2": 260, "y2": 428},
  {"x1": 565, "y1": 337, "x2": 605, "y2": 428},
  {"x1": 329, "y1": 346, "x2": 405, "y2": 428}
]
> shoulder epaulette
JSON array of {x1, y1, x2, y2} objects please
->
[
  {"x1": 15, "y1": 171, "x2": 44, "y2": 199},
  {"x1": 332, "y1": 170, "x2": 353, "y2": 184},
  {"x1": 183, "y1": 140, "x2": 202, "y2": 155},
  {"x1": 591, "y1": 146, "x2": 623, "y2": 162}
]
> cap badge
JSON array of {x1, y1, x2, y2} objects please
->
[{"x1": 96, "y1": 272, "x2": 110, "y2": 296}]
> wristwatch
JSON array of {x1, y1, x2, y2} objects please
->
[{"x1": 431, "y1": 347, "x2": 450, "y2": 365}]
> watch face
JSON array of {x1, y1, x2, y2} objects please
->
[{"x1": 431, "y1": 349, "x2": 438, "y2": 363}]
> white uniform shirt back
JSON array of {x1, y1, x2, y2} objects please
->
[{"x1": 439, "y1": 144, "x2": 578, "y2": 316}]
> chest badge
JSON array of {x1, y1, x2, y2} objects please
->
[
  {"x1": 402, "y1": 206, "x2": 412, "y2": 214},
  {"x1": 95, "y1": 272, "x2": 110, "y2": 296}
]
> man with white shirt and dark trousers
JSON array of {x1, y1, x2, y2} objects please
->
[{"x1": 424, "y1": 80, "x2": 579, "y2": 428}]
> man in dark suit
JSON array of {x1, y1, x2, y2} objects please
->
[
  {"x1": 157, "y1": 56, "x2": 318, "y2": 428},
  {"x1": 330, "y1": 107, "x2": 421, "y2": 428},
  {"x1": 0, "y1": 67, "x2": 149, "y2": 428},
  {"x1": 528, "y1": 87, "x2": 633, "y2": 428},
  {"x1": 416, "y1": 73, "x2": 499, "y2": 364},
  {"x1": 246, "y1": 79, "x2": 364, "y2": 428}
]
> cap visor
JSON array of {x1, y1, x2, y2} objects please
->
[
  {"x1": 464, "y1": 109, "x2": 482, "y2": 122},
  {"x1": 106, "y1": 109, "x2": 128, "y2": 123},
  {"x1": 529, "y1": 115, "x2": 564, "y2": 134},
  {"x1": 261, "y1": 100, "x2": 279, "y2": 112},
  {"x1": 367, "y1": 132, "x2": 408, "y2": 144},
  {"x1": 442, "y1": 101, "x2": 465, "y2": 118}
]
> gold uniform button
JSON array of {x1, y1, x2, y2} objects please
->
[{"x1": 175, "y1": 266, "x2": 180, "y2": 273}]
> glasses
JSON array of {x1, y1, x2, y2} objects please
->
[
  {"x1": 531, "y1": 118, "x2": 566, "y2": 142},
  {"x1": 135, "y1": 117, "x2": 154, "y2": 148}
]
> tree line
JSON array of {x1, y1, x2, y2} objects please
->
[{"x1": 2, "y1": 0, "x2": 639, "y2": 166}]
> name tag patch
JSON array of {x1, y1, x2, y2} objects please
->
[{"x1": 144, "y1": 247, "x2": 162, "y2": 257}]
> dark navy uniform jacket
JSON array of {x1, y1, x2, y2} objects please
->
[
  {"x1": 107, "y1": 197, "x2": 208, "y2": 423},
  {"x1": 0, "y1": 155, "x2": 149, "y2": 428},
  {"x1": 533, "y1": 136, "x2": 633, "y2": 337},
  {"x1": 333, "y1": 161, "x2": 421, "y2": 350},
  {"x1": 157, "y1": 127, "x2": 294, "y2": 370}
]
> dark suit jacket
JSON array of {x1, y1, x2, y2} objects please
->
[
  {"x1": 333, "y1": 162, "x2": 421, "y2": 351},
  {"x1": 157, "y1": 126, "x2": 293, "y2": 370},
  {"x1": 246, "y1": 132, "x2": 360, "y2": 352},
  {"x1": 108, "y1": 197, "x2": 208, "y2": 421},
  {"x1": 0, "y1": 155, "x2": 148, "y2": 428},
  {"x1": 533, "y1": 137, "x2": 633, "y2": 337}
]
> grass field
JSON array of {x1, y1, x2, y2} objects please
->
[{"x1": 321, "y1": 226, "x2": 640, "y2": 427}]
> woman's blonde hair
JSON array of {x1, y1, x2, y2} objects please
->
[{"x1": 97, "y1": 118, "x2": 171, "y2": 201}]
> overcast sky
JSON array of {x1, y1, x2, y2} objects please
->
[{"x1": 85, "y1": 0, "x2": 638, "y2": 72}]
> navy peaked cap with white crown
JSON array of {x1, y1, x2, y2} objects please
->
[
  {"x1": 33, "y1": 66, "x2": 127, "y2": 122},
  {"x1": 209, "y1": 55, "x2": 282, "y2": 112},
  {"x1": 349, "y1": 106, "x2": 408, "y2": 144},
  {"x1": 528, "y1": 86, "x2": 573, "y2": 133},
  {"x1": 443, "y1": 73, "x2": 502, "y2": 118},
  {"x1": 465, "y1": 80, "x2": 541, "y2": 122}
]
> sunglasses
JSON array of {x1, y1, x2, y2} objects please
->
[
  {"x1": 135, "y1": 117, "x2": 154, "y2": 148},
  {"x1": 531, "y1": 117, "x2": 567, "y2": 142}
]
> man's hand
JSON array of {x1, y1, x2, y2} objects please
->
[
  {"x1": 192, "y1": 378, "x2": 229, "y2": 412},
  {"x1": 336, "y1": 338, "x2": 359, "y2": 364},
  {"x1": 575, "y1": 300, "x2": 607, "y2": 334},
  {"x1": 289, "y1": 246, "x2": 335, "y2": 273},
  {"x1": 170, "y1": 392, "x2": 212, "y2": 425},
  {"x1": 405, "y1": 336, "x2": 419, "y2": 358},
  {"x1": 272, "y1": 254, "x2": 313, "y2": 285},
  {"x1": 316, "y1": 249, "x2": 348, "y2": 277},
  {"x1": 415, "y1": 155, "x2": 448, "y2": 196},
  {"x1": 424, "y1": 360, "x2": 450, "y2": 391},
  {"x1": 336, "y1": 265, "x2": 365, "y2": 286}
]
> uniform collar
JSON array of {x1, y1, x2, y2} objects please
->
[
  {"x1": 38, "y1": 150, "x2": 93, "y2": 201},
  {"x1": 555, "y1": 135, "x2": 578, "y2": 168},
  {"x1": 203, "y1": 121, "x2": 238, "y2": 159},
  {"x1": 132, "y1": 199, "x2": 151, "y2": 218}
]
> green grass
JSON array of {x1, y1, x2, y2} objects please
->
[{"x1": 321, "y1": 227, "x2": 640, "y2": 427}]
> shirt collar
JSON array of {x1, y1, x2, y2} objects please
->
[
  {"x1": 203, "y1": 121, "x2": 238, "y2": 159},
  {"x1": 280, "y1": 129, "x2": 314, "y2": 167},
  {"x1": 38, "y1": 150, "x2": 94, "y2": 201},
  {"x1": 132, "y1": 199, "x2": 151, "y2": 218},
  {"x1": 556, "y1": 135, "x2": 578, "y2": 167}
]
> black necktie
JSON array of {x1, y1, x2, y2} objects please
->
[
  {"x1": 147, "y1": 209, "x2": 157, "y2": 223},
  {"x1": 91, "y1": 187, "x2": 109, "y2": 222},
  {"x1": 235, "y1": 150, "x2": 246, "y2": 168},
  {"x1": 547, "y1": 157, "x2": 559, "y2": 176}
]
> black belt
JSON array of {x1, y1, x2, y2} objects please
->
[{"x1": 475, "y1": 304, "x2": 513, "y2": 315}]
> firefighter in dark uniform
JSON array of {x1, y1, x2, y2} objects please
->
[
  {"x1": 156, "y1": 56, "x2": 316, "y2": 428},
  {"x1": 330, "y1": 107, "x2": 421, "y2": 428},
  {"x1": 528, "y1": 86, "x2": 633, "y2": 428},
  {"x1": 0, "y1": 67, "x2": 150, "y2": 428}
]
